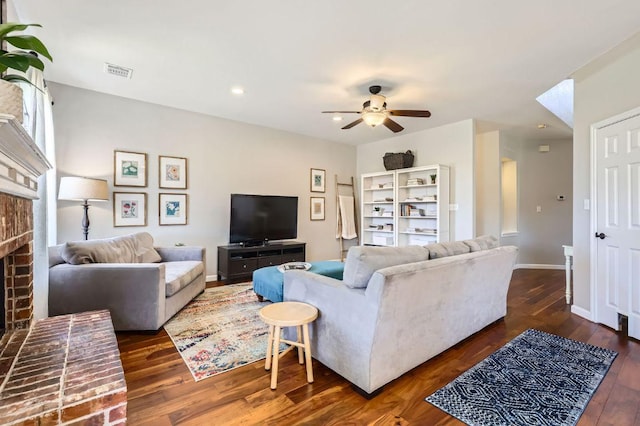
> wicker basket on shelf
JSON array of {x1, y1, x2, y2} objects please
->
[
  {"x1": 383, "y1": 150, "x2": 414, "y2": 170},
  {"x1": 0, "y1": 80, "x2": 23, "y2": 123}
]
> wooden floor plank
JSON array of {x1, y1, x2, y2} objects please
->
[{"x1": 116, "y1": 269, "x2": 640, "y2": 425}]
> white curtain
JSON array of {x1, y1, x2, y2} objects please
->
[{"x1": 20, "y1": 68, "x2": 57, "y2": 319}]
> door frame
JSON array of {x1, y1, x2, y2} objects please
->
[{"x1": 590, "y1": 105, "x2": 640, "y2": 323}]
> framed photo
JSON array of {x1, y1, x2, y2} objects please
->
[
  {"x1": 310, "y1": 168, "x2": 325, "y2": 193},
  {"x1": 114, "y1": 151, "x2": 147, "y2": 187},
  {"x1": 113, "y1": 192, "x2": 147, "y2": 227},
  {"x1": 159, "y1": 156, "x2": 188, "y2": 189},
  {"x1": 310, "y1": 197, "x2": 325, "y2": 221},
  {"x1": 159, "y1": 193, "x2": 188, "y2": 225}
]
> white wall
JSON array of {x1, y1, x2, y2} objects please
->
[
  {"x1": 50, "y1": 83, "x2": 357, "y2": 278},
  {"x1": 357, "y1": 119, "x2": 476, "y2": 241},
  {"x1": 475, "y1": 131, "x2": 500, "y2": 238},
  {"x1": 572, "y1": 33, "x2": 640, "y2": 312},
  {"x1": 517, "y1": 138, "x2": 572, "y2": 266}
]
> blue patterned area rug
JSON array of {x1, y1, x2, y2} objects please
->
[{"x1": 425, "y1": 329, "x2": 617, "y2": 426}]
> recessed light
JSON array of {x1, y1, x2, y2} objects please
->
[
  {"x1": 332, "y1": 116, "x2": 343, "y2": 122},
  {"x1": 231, "y1": 86, "x2": 245, "y2": 95}
]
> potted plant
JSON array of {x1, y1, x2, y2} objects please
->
[
  {"x1": 0, "y1": 22, "x2": 53, "y2": 123},
  {"x1": 430, "y1": 174, "x2": 437, "y2": 184}
]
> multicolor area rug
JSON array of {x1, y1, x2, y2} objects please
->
[
  {"x1": 164, "y1": 282, "x2": 277, "y2": 381},
  {"x1": 426, "y1": 329, "x2": 617, "y2": 426}
]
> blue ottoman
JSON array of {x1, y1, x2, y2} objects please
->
[{"x1": 253, "y1": 261, "x2": 344, "y2": 302}]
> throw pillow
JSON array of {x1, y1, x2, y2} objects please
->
[
  {"x1": 62, "y1": 232, "x2": 161, "y2": 265},
  {"x1": 425, "y1": 241, "x2": 470, "y2": 259},
  {"x1": 343, "y1": 245, "x2": 430, "y2": 289},
  {"x1": 463, "y1": 235, "x2": 499, "y2": 252}
]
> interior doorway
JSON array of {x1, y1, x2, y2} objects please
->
[{"x1": 592, "y1": 106, "x2": 640, "y2": 340}]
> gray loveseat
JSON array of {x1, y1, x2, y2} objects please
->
[
  {"x1": 49, "y1": 232, "x2": 206, "y2": 331},
  {"x1": 283, "y1": 236, "x2": 518, "y2": 395}
]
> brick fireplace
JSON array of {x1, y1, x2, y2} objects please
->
[{"x1": 0, "y1": 115, "x2": 127, "y2": 424}]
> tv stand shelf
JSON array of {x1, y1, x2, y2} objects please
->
[{"x1": 217, "y1": 241, "x2": 306, "y2": 284}]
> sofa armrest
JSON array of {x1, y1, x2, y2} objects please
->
[
  {"x1": 155, "y1": 246, "x2": 205, "y2": 262},
  {"x1": 283, "y1": 270, "x2": 380, "y2": 390},
  {"x1": 49, "y1": 263, "x2": 166, "y2": 331}
]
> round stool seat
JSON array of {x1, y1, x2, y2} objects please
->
[
  {"x1": 259, "y1": 301, "x2": 318, "y2": 327},
  {"x1": 259, "y1": 301, "x2": 318, "y2": 390}
]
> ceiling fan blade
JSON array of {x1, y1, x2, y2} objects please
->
[
  {"x1": 383, "y1": 118, "x2": 404, "y2": 133},
  {"x1": 388, "y1": 110, "x2": 431, "y2": 117},
  {"x1": 342, "y1": 118, "x2": 363, "y2": 130},
  {"x1": 322, "y1": 111, "x2": 361, "y2": 114}
]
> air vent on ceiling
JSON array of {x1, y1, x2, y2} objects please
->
[{"x1": 104, "y1": 63, "x2": 133, "y2": 79}]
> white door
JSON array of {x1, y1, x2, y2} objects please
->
[{"x1": 594, "y1": 110, "x2": 640, "y2": 340}]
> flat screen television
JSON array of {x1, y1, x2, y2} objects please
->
[{"x1": 229, "y1": 194, "x2": 298, "y2": 245}]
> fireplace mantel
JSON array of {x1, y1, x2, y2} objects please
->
[{"x1": 0, "y1": 114, "x2": 51, "y2": 199}]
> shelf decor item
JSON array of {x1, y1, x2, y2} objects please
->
[
  {"x1": 430, "y1": 174, "x2": 437, "y2": 184},
  {"x1": 0, "y1": 23, "x2": 53, "y2": 123},
  {"x1": 159, "y1": 155, "x2": 188, "y2": 189},
  {"x1": 159, "y1": 193, "x2": 188, "y2": 225},
  {"x1": 310, "y1": 197, "x2": 325, "y2": 221},
  {"x1": 383, "y1": 150, "x2": 414, "y2": 170},
  {"x1": 310, "y1": 168, "x2": 326, "y2": 192},
  {"x1": 114, "y1": 150, "x2": 147, "y2": 187},
  {"x1": 113, "y1": 192, "x2": 147, "y2": 227}
]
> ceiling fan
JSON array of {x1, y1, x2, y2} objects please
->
[{"x1": 322, "y1": 85, "x2": 431, "y2": 133}]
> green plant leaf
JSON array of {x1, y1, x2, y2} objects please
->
[
  {"x1": 0, "y1": 53, "x2": 30, "y2": 72},
  {"x1": 2, "y1": 74, "x2": 45, "y2": 93},
  {"x1": 0, "y1": 23, "x2": 41, "y2": 39},
  {"x1": 5, "y1": 35, "x2": 52, "y2": 61},
  {"x1": 2, "y1": 74, "x2": 33, "y2": 84}
]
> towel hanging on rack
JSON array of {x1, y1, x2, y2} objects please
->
[{"x1": 336, "y1": 195, "x2": 358, "y2": 240}]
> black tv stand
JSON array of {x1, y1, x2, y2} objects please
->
[
  {"x1": 217, "y1": 241, "x2": 306, "y2": 284},
  {"x1": 241, "y1": 240, "x2": 270, "y2": 248}
]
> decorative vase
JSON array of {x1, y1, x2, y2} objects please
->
[{"x1": 0, "y1": 80, "x2": 24, "y2": 123}]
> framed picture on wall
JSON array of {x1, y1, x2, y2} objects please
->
[
  {"x1": 310, "y1": 168, "x2": 325, "y2": 193},
  {"x1": 159, "y1": 156, "x2": 188, "y2": 189},
  {"x1": 159, "y1": 193, "x2": 188, "y2": 225},
  {"x1": 114, "y1": 151, "x2": 147, "y2": 187},
  {"x1": 310, "y1": 197, "x2": 325, "y2": 221},
  {"x1": 113, "y1": 192, "x2": 147, "y2": 227}
]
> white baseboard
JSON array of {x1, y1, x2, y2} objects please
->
[
  {"x1": 514, "y1": 264, "x2": 564, "y2": 270},
  {"x1": 570, "y1": 305, "x2": 593, "y2": 321},
  {"x1": 206, "y1": 274, "x2": 218, "y2": 282}
]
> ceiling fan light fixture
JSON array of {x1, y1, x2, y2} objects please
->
[
  {"x1": 370, "y1": 94, "x2": 386, "y2": 111},
  {"x1": 362, "y1": 111, "x2": 386, "y2": 127}
]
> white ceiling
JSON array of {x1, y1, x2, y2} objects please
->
[{"x1": 9, "y1": 1, "x2": 640, "y2": 145}]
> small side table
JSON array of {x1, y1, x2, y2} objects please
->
[
  {"x1": 259, "y1": 301, "x2": 318, "y2": 390},
  {"x1": 563, "y1": 245, "x2": 573, "y2": 304}
]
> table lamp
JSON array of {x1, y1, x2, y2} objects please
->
[{"x1": 58, "y1": 176, "x2": 109, "y2": 240}]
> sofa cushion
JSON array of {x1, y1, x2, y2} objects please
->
[
  {"x1": 343, "y1": 245, "x2": 430, "y2": 289},
  {"x1": 425, "y1": 241, "x2": 471, "y2": 259},
  {"x1": 165, "y1": 261, "x2": 204, "y2": 297},
  {"x1": 463, "y1": 235, "x2": 500, "y2": 252},
  {"x1": 61, "y1": 232, "x2": 162, "y2": 265}
]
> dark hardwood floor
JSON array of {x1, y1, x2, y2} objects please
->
[{"x1": 116, "y1": 269, "x2": 640, "y2": 425}]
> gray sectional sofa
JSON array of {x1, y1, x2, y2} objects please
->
[
  {"x1": 283, "y1": 236, "x2": 518, "y2": 395},
  {"x1": 49, "y1": 232, "x2": 206, "y2": 331}
]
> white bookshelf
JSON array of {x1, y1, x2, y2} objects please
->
[
  {"x1": 361, "y1": 165, "x2": 450, "y2": 247},
  {"x1": 360, "y1": 171, "x2": 396, "y2": 246}
]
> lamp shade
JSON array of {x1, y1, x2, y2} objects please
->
[
  {"x1": 58, "y1": 176, "x2": 109, "y2": 201},
  {"x1": 362, "y1": 111, "x2": 386, "y2": 127}
]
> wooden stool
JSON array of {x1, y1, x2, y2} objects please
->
[{"x1": 259, "y1": 301, "x2": 318, "y2": 390}]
